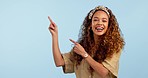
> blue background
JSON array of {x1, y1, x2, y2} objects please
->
[{"x1": 0, "y1": 0, "x2": 148, "y2": 78}]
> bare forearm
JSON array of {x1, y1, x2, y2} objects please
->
[
  {"x1": 85, "y1": 55, "x2": 108, "y2": 78},
  {"x1": 69, "y1": 39, "x2": 109, "y2": 77},
  {"x1": 52, "y1": 35, "x2": 64, "y2": 67},
  {"x1": 48, "y1": 16, "x2": 64, "y2": 67}
]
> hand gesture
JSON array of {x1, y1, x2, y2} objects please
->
[
  {"x1": 70, "y1": 39, "x2": 86, "y2": 57},
  {"x1": 48, "y1": 16, "x2": 58, "y2": 36}
]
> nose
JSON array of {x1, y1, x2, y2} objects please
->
[{"x1": 97, "y1": 20, "x2": 103, "y2": 25}]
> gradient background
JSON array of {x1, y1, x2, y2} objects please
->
[{"x1": 0, "y1": 0, "x2": 148, "y2": 78}]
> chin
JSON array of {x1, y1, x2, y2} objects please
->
[{"x1": 94, "y1": 32, "x2": 106, "y2": 36}]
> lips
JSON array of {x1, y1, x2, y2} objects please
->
[{"x1": 95, "y1": 26, "x2": 104, "y2": 32}]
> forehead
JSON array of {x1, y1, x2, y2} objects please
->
[{"x1": 93, "y1": 10, "x2": 109, "y2": 19}]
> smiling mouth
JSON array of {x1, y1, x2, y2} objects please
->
[{"x1": 95, "y1": 26, "x2": 104, "y2": 32}]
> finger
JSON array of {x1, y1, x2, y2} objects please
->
[
  {"x1": 69, "y1": 39, "x2": 77, "y2": 44},
  {"x1": 48, "y1": 16, "x2": 54, "y2": 23},
  {"x1": 49, "y1": 26, "x2": 54, "y2": 30},
  {"x1": 49, "y1": 23, "x2": 54, "y2": 28},
  {"x1": 48, "y1": 16, "x2": 57, "y2": 27}
]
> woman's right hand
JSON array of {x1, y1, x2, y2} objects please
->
[
  {"x1": 48, "y1": 16, "x2": 58, "y2": 36},
  {"x1": 48, "y1": 17, "x2": 65, "y2": 67}
]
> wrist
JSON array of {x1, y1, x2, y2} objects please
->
[
  {"x1": 82, "y1": 51, "x2": 88, "y2": 58},
  {"x1": 52, "y1": 34, "x2": 58, "y2": 38}
]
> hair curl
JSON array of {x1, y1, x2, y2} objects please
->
[{"x1": 71, "y1": 6, "x2": 125, "y2": 72}]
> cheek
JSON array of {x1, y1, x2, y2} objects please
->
[
  {"x1": 91, "y1": 24, "x2": 95, "y2": 30},
  {"x1": 105, "y1": 25, "x2": 109, "y2": 32},
  {"x1": 105, "y1": 22, "x2": 109, "y2": 28},
  {"x1": 91, "y1": 22, "x2": 94, "y2": 27},
  {"x1": 106, "y1": 24, "x2": 108, "y2": 28},
  {"x1": 105, "y1": 25, "x2": 108, "y2": 31},
  {"x1": 91, "y1": 21, "x2": 97, "y2": 25},
  {"x1": 91, "y1": 22, "x2": 96, "y2": 28}
]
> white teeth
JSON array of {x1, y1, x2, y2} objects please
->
[
  {"x1": 96, "y1": 27, "x2": 104, "y2": 30},
  {"x1": 97, "y1": 28, "x2": 103, "y2": 30}
]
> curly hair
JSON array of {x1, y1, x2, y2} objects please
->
[{"x1": 71, "y1": 6, "x2": 125, "y2": 71}]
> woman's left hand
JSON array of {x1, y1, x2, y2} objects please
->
[{"x1": 70, "y1": 39, "x2": 86, "y2": 57}]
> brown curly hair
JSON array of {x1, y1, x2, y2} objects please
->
[{"x1": 71, "y1": 6, "x2": 125, "y2": 71}]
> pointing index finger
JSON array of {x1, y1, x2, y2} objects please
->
[
  {"x1": 48, "y1": 16, "x2": 53, "y2": 23},
  {"x1": 69, "y1": 39, "x2": 77, "y2": 45}
]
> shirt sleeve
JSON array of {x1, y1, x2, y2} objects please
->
[
  {"x1": 62, "y1": 51, "x2": 74, "y2": 73},
  {"x1": 102, "y1": 50, "x2": 122, "y2": 78}
]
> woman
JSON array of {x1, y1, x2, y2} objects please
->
[{"x1": 48, "y1": 5, "x2": 125, "y2": 78}]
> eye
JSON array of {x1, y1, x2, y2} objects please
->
[
  {"x1": 93, "y1": 19, "x2": 98, "y2": 21},
  {"x1": 102, "y1": 20, "x2": 107, "y2": 22}
]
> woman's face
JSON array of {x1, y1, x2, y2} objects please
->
[{"x1": 91, "y1": 10, "x2": 109, "y2": 36}]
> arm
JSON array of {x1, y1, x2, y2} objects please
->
[
  {"x1": 48, "y1": 16, "x2": 64, "y2": 67},
  {"x1": 84, "y1": 55, "x2": 109, "y2": 78},
  {"x1": 70, "y1": 39, "x2": 108, "y2": 78}
]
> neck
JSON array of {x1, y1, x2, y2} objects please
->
[{"x1": 93, "y1": 34, "x2": 100, "y2": 45}]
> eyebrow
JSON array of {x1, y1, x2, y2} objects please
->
[{"x1": 93, "y1": 17, "x2": 108, "y2": 20}]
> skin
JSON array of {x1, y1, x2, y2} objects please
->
[
  {"x1": 91, "y1": 11, "x2": 109, "y2": 43},
  {"x1": 48, "y1": 16, "x2": 65, "y2": 67},
  {"x1": 92, "y1": 11, "x2": 109, "y2": 35},
  {"x1": 48, "y1": 10, "x2": 109, "y2": 78}
]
